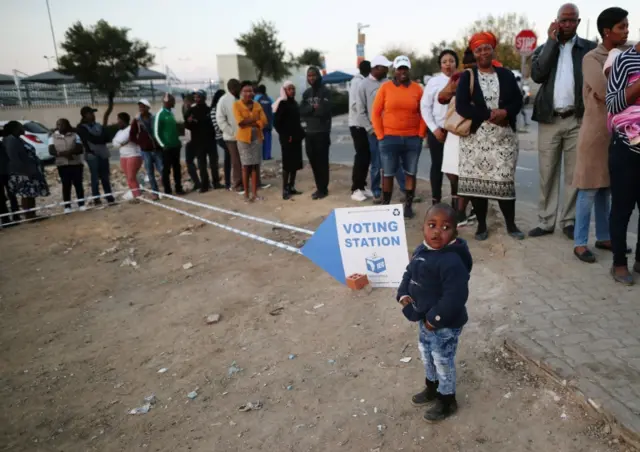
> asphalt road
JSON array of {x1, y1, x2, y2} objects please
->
[{"x1": 109, "y1": 108, "x2": 637, "y2": 228}]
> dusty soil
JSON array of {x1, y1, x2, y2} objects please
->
[{"x1": 0, "y1": 162, "x2": 629, "y2": 452}]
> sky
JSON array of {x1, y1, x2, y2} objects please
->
[{"x1": 1, "y1": 0, "x2": 639, "y2": 81}]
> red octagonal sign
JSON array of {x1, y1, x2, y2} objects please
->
[{"x1": 515, "y1": 30, "x2": 538, "y2": 56}]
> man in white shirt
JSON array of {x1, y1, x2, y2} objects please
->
[
  {"x1": 349, "y1": 60, "x2": 372, "y2": 201},
  {"x1": 216, "y1": 79, "x2": 243, "y2": 192},
  {"x1": 529, "y1": 3, "x2": 596, "y2": 239}
]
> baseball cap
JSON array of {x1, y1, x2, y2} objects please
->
[
  {"x1": 393, "y1": 55, "x2": 411, "y2": 69},
  {"x1": 138, "y1": 98, "x2": 151, "y2": 108},
  {"x1": 371, "y1": 55, "x2": 392, "y2": 68},
  {"x1": 80, "y1": 106, "x2": 97, "y2": 116}
]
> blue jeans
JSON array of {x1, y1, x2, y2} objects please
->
[
  {"x1": 418, "y1": 322, "x2": 462, "y2": 395},
  {"x1": 262, "y1": 129, "x2": 272, "y2": 160},
  {"x1": 368, "y1": 134, "x2": 405, "y2": 198},
  {"x1": 380, "y1": 135, "x2": 421, "y2": 177},
  {"x1": 85, "y1": 154, "x2": 114, "y2": 202},
  {"x1": 142, "y1": 151, "x2": 164, "y2": 193},
  {"x1": 574, "y1": 188, "x2": 611, "y2": 247}
]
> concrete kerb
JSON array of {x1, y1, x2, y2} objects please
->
[{"x1": 505, "y1": 335, "x2": 640, "y2": 450}]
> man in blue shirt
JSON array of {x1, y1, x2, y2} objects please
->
[{"x1": 255, "y1": 85, "x2": 274, "y2": 160}]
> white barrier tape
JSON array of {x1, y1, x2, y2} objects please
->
[
  {"x1": 0, "y1": 191, "x2": 127, "y2": 219},
  {"x1": 140, "y1": 188, "x2": 314, "y2": 236},
  {"x1": 139, "y1": 197, "x2": 302, "y2": 255},
  {"x1": 1, "y1": 199, "x2": 126, "y2": 228}
]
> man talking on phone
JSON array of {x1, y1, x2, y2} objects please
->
[{"x1": 529, "y1": 3, "x2": 596, "y2": 240}]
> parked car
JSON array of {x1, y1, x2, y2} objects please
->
[
  {"x1": 511, "y1": 70, "x2": 532, "y2": 105},
  {"x1": 0, "y1": 120, "x2": 53, "y2": 163}
]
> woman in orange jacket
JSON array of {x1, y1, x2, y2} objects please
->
[
  {"x1": 372, "y1": 55, "x2": 427, "y2": 219},
  {"x1": 233, "y1": 81, "x2": 268, "y2": 202}
]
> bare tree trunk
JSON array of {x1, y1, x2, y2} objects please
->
[{"x1": 103, "y1": 91, "x2": 114, "y2": 126}]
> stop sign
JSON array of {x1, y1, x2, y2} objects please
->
[{"x1": 515, "y1": 30, "x2": 538, "y2": 56}]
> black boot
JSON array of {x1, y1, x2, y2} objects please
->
[
  {"x1": 283, "y1": 186, "x2": 291, "y2": 200},
  {"x1": 411, "y1": 379, "x2": 438, "y2": 406},
  {"x1": 404, "y1": 189, "x2": 415, "y2": 219},
  {"x1": 423, "y1": 393, "x2": 458, "y2": 423},
  {"x1": 382, "y1": 191, "x2": 392, "y2": 205}
]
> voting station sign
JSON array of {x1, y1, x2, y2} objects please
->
[{"x1": 301, "y1": 204, "x2": 410, "y2": 288}]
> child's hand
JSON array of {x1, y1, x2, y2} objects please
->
[
  {"x1": 399, "y1": 296, "x2": 413, "y2": 307},
  {"x1": 424, "y1": 320, "x2": 436, "y2": 331}
]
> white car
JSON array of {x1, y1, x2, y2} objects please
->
[{"x1": 0, "y1": 120, "x2": 54, "y2": 163}]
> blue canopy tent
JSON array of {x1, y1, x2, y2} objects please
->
[{"x1": 322, "y1": 71, "x2": 354, "y2": 85}]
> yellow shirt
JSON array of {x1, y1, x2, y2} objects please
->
[{"x1": 233, "y1": 100, "x2": 267, "y2": 144}]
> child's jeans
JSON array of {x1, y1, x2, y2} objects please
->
[{"x1": 418, "y1": 322, "x2": 462, "y2": 395}]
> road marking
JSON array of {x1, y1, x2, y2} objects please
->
[{"x1": 516, "y1": 166, "x2": 534, "y2": 172}]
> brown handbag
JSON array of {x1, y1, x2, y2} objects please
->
[{"x1": 443, "y1": 69, "x2": 474, "y2": 137}]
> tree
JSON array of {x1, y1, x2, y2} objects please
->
[
  {"x1": 236, "y1": 20, "x2": 290, "y2": 83},
  {"x1": 462, "y1": 13, "x2": 534, "y2": 69},
  {"x1": 297, "y1": 48, "x2": 324, "y2": 68},
  {"x1": 58, "y1": 20, "x2": 154, "y2": 123}
]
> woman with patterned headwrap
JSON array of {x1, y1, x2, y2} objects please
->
[{"x1": 455, "y1": 31, "x2": 524, "y2": 241}]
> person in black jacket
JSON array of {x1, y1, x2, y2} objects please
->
[
  {"x1": 300, "y1": 66, "x2": 332, "y2": 200},
  {"x1": 182, "y1": 93, "x2": 201, "y2": 190},
  {"x1": 0, "y1": 140, "x2": 20, "y2": 226},
  {"x1": 455, "y1": 32, "x2": 524, "y2": 241},
  {"x1": 274, "y1": 81, "x2": 305, "y2": 200},
  {"x1": 185, "y1": 90, "x2": 222, "y2": 193},
  {"x1": 397, "y1": 204, "x2": 472, "y2": 422}
]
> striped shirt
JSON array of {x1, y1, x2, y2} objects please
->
[
  {"x1": 211, "y1": 105, "x2": 223, "y2": 140},
  {"x1": 606, "y1": 46, "x2": 640, "y2": 154}
]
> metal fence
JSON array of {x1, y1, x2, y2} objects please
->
[{"x1": 0, "y1": 67, "x2": 217, "y2": 109}]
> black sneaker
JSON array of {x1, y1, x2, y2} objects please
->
[
  {"x1": 411, "y1": 380, "x2": 439, "y2": 406},
  {"x1": 456, "y1": 211, "x2": 469, "y2": 227},
  {"x1": 562, "y1": 225, "x2": 575, "y2": 240},
  {"x1": 175, "y1": 188, "x2": 186, "y2": 195},
  {"x1": 312, "y1": 191, "x2": 328, "y2": 200},
  {"x1": 282, "y1": 188, "x2": 291, "y2": 200},
  {"x1": 288, "y1": 186, "x2": 302, "y2": 195},
  {"x1": 404, "y1": 204, "x2": 415, "y2": 219},
  {"x1": 423, "y1": 393, "x2": 458, "y2": 423},
  {"x1": 467, "y1": 209, "x2": 477, "y2": 221},
  {"x1": 528, "y1": 227, "x2": 554, "y2": 238}
]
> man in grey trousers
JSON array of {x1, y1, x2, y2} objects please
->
[{"x1": 528, "y1": 3, "x2": 596, "y2": 240}]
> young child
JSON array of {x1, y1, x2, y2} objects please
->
[
  {"x1": 397, "y1": 203, "x2": 473, "y2": 422},
  {"x1": 605, "y1": 48, "x2": 640, "y2": 146}
]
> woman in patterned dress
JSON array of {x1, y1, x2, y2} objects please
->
[
  {"x1": 3, "y1": 121, "x2": 50, "y2": 219},
  {"x1": 455, "y1": 32, "x2": 524, "y2": 241}
]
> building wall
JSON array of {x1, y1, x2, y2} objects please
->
[{"x1": 216, "y1": 54, "x2": 309, "y2": 102}]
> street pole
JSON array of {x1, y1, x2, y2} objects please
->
[
  {"x1": 45, "y1": 0, "x2": 68, "y2": 104},
  {"x1": 356, "y1": 23, "x2": 369, "y2": 67},
  {"x1": 153, "y1": 46, "x2": 167, "y2": 73}
]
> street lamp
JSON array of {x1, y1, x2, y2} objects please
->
[
  {"x1": 45, "y1": 0, "x2": 68, "y2": 104},
  {"x1": 43, "y1": 56, "x2": 56, "y2": 69},
  {"x1": 153, "y1": 46, "x2": 167, "y2": 72}
]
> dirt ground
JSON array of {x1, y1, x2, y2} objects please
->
[{"x1": 0, "y1": 162, "x2": 630, "y2": 452}]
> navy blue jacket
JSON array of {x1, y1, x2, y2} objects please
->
[
  {"x1": 455, "y1": 67, "x2": 523, "y2": 133},
  {"x1": 396, "y1": 238, "x2": 473, "y2": 329}
]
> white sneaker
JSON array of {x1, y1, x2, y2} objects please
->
[
  {"x1": 79, "y1": 206, "x2": 87, "y2": 212},
  {"x1": 64, "y1": 207, "x2": 72, "y2": 214},
  {"x1": 362, "y1": 188, "x2": 374, "y2": 198},
  {"x1": 351, "y1": 189, "x2": 367, "y2": 202}
]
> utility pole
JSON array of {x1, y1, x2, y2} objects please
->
[
  {"x1": 356, "y1": 23, "x2": 369, "y2": 67},
  {"x1": 45, "y1": 0, "x2": 68, "y2": 104},
  {"x1": 153, "y1": 46, "x2": 167, "y2": 73}
]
